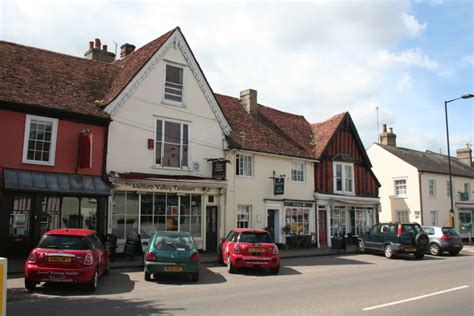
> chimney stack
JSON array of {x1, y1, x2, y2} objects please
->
[
  {"x1": 84, "y1": 38, "x2": 115, "y2": 63},
  {"x1": 240, "y1": 89, "x2": 258, "y2": 115},
  {"x1": 456, "y1": 144, "x2": 473, "y2": 167},
  {"x1": 380, "y1": 124, "x2": 397, "y2": 146},
  {"x1": 120, "y1": 43, "x2": 136, "y2": 58}
]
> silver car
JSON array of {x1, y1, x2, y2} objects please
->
[{"x1": 422, "y1": 226, "x2": 463, "y2": 256}]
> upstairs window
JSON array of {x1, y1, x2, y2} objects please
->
[
  {"x1": 22, "y1": 115, "x2": 58, "y2": 166},
  {"x1": 155, "y1": 119, "x2": 189, "y2": 168},
  {"x1": 164, "y1": 64, "x2": 184, "y2": 103},
  {"x1": 236, "y1": 154, "x2": 253, "y2": 177},
  {"x1": 394, "y1": 179, "x2": 407, "y2": 197},
  {"x1": 291, "y1": 161, "x2": 305, "y2": 182},
  {"x1": 333, "y1": 162, "x2": 354, "y2": 194},
  {"x1": 429, "y1": 179, "x2": 436, "y2": 197}
]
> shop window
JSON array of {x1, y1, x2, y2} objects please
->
[
  {"x1": 284, "y1": 208, "x2": 309, "y2": 235},
  {"x1": 330, "y1": 206, "x2": 346, "y2": 236},
  {"x1": 237, "y1": 205, "x2": 251, "y2": 228},
  {"x1": 10, "y1": 195, "x2": 32, "y2": 238},
  {"x1": 352, "y1": 207, "x2": 374, "y2": 235},
  {"x1": 22, "y1": 115, "x2": 58, "y2": 166},
  {"x1": 111, "y1": 192, "x2": 139, "y2": 240},
  {"x1": 40, "y1": 196, "x2": 61, "y2": 235},
  {"x1": 61, "y1": 197, "x2": 81, "y2": 228},
  {"x1": 459, "y1": 211, "x2": 472, "y2": 233}
]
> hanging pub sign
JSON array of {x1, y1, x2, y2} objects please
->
[
  {"x1": 212, "y1": 160, "x2": 226, "y2": 179},
  {"x1": 274, "y1": 178, "x2": 285, "y2": 195}
]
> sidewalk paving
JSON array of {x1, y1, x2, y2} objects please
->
[{"x1": 6, "y1": 244, "x2": 474, "y2": 275}]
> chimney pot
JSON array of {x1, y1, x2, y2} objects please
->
[
  {"x1": 85, "y1": 38, "x2": 115, "y2": 63},
  {"x1": 456, "y1": 143, "x2": 473, "y2": 167},
  {"x1": 89, "y1": 41, "x2": 94, "y2": 49},
  {"x1": 380, "y1": 123, "x2": 397, "y2": 146},
  {"x1": 95, "y1": 38, "x2": 101, "y2": 49},
  {"x1": 120, "y1": 43, "x2": 136, "y2": 58},
  {"x1": 382, "y1": 124, "x2": 387, "y2": 132},
  {"x1": 389, "y1": 127, "x2": 393, "y2": 133}
]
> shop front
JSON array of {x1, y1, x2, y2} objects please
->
[
  {"x1": 458, "y1": 205, "x2": 474, "y2": 238},
  {"x1": 315, "y1": 193, "x2": 379, "y2": 248},
  {"x1": 0, "y1": 169, "x2": 110, "y2": 258},
  {"x1": 109, "y1": 179, "x2": 225, "y2": 252}
]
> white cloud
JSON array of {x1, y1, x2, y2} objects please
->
[
  {"x1": 397, "y1": 73, "x2": 414, "y2": 90},
  {"x1": 401, "y1": 13, "x2": 427, "y2": 38},
  {"x1": 371, "y1": 48, "x2": 439, "y2": 71}
]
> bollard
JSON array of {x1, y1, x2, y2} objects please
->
[{"x1": 0, "y1": 257, "x2": 6, "y2": 316}]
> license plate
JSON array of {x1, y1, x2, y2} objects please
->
[
  {"x1": 248, "y1": 248, "x2": 266, "y2": 253},
  {"x1": 164, "y1": 266, "x2": 183, "y2": 272},
  {"x1": 49, "y1": 273, "x2": 65, "y2": 280},
  {"x1": 405, "y1": 247, "x2": 416, "y2": 252},
  {"x1": 48, "y1": 256, "x2": 72, "y2": 263}
]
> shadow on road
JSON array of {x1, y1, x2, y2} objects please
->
[
  {"x1": 232, "y1": 266, "x2": 301, "y2": 277},
  {"x1": 148, "y1": 265, "x2": 227, "y2": 286},
  {"x1": 366, "y1": 252, "x2": 447, "y2": 261},
  {"x1": 7, "y1": 289, "x2": 183, "y2": 316},
  {"x1": 282, "y1": 255, "x2": 375, "y2": 267}
]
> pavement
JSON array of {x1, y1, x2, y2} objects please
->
[{"x1": 6, "y1": 243, "x2": 474, "y2": 275}]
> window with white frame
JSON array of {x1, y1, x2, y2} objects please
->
[
  {"x1": 284, "y1": 208, "x2": 309, "y2": 235},
  {"x1": 333, "y1": 162, "x2": 354, "y2": 194},
  {"x1": 397, "y1": 210, "x2": 409, "y2": 223},
  {"x1": 291, "y1": 161, "x2": 304, "y2": 182},
  {"x1": 464, "y1": 183, "x2": 471, "y2": 200},
  {"x1": 164, "y1": 64, "x2": 184, "y2": 103},
  {"x1": 447, "y1": 180, "x2": 451, "y2": 197},
  {"x1": 22, "y1": 115, "x2": 58, "y2": 166},
  {"x1": 237, "y1": 205, "x2": 251, "y2": 228},
  {"x1": 394, "y1": 179, "x2": 407, "y2": 197},
  {"x1": 430, "y1": 210, "x2": 438, "y2": 226},
  {"x1": 429, "y1": 179, "x2": 437, "y2": 197},
  {"x1": 236, "y1": 154, "x2": 253, "y2": 176},
  {"x1": 155, "y1": 119, "x2": 189, "y2": 168}
]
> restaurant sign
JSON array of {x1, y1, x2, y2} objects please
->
[
  {"x1": 274, "y1": 178, "x2": 284, "y2": 195},
  {"x1": 121, "y1": 182, "x2": 198, "y2": 193}
]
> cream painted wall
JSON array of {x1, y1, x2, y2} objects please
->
[
  {"x1": 367, "y1": 144, "x2": 421, "y2": 223},
  {"x1": 224, "y1": 150, "x2": 315, "y2": 241},
  {"x1": 107, "y1": 45, "x2": 225, "y2": 177}
]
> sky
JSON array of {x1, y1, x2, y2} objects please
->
[{"x1": 1, "y1": 0, "x2": 473, "y2": 154}]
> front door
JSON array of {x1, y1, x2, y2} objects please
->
[
  {"x1": 267, "y1": 209, "x2": 277, "y2": 242},
  {"x1": 319, "y1": 210, "x2": 327, "y2": 246},
  {"x1": 206, "y1": 206, "x2": 218, "y2": 252}
]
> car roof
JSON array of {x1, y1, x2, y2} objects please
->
[
  {"x1": 153, "y1": 231, "x2": 192, "y2": 237},
  {"x1": 45, "y1": 229, "x2": 96, "y2": 237},
  {"x1": 231, "y1": 228, "x2": 269, "y2": 233}
]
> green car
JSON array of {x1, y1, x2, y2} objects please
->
[{"x1": 144, "y1": 231, "x2": 200, "y2": 282}]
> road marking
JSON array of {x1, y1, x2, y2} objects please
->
[{"x1": 362, "y1": 285, "x2": 470, "y2": 311}]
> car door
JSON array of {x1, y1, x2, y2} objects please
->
[
  {"x1": 364, "y1": 225, "x2": 380, "y2": 249},
  {"x1": 374, "y1": 224, "x2": 390, "y2": 250},
  {"x1": 91, "y1": 234, "x2": 105, "y2": 273}
]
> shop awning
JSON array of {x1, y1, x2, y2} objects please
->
[{"x1": 3, "y1": 169, "x2": 111, "y2": 196}]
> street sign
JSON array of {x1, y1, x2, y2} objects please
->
[{"x1": 274, "y1": 178, "x2": 284, "y2": 195}]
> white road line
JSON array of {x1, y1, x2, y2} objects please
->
[{"x1": 362, "y1": 285, "x2": 470, "y2": 311}]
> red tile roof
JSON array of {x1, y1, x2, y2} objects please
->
[
  {"x1": 215, "y1": 93, "x2": 316, "y2": 160},
  {"x1": 311, "y1": 112, "x2": 347, "y2": 158},
  {"x1": 0, "y1": 28, "x2": 176, "y2": 119}
]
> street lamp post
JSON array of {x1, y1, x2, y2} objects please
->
[{"x1": 445, "y1": 93, "x2": 474, "y2": 228}]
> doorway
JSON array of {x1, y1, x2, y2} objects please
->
[
  {"x1": 206, "y1": 206, "x2": 218, "y2": 252},
  {"x1": 267, "y1": 209, "x2": 279, "y2": 243},
  {"x1": 319, "y1": 210, "x2": 327, "y2": 247}
]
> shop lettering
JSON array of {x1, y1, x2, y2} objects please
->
[{"x1": 129, "y1": 183, "x2": 195, "y2": 192}]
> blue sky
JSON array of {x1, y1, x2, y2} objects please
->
[{"x1": 1, "y1": 0, "x2": 473, "y2": 154}]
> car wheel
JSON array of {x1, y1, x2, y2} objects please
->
[
  {"x1": 270, "y1": 266, "x2": 280, "y2": 275},
  {"x1": 85, "y1": 270, "x2": 98, "y2": 292},
  {"x1": 24, "y1": 278, "x2": 36, "y2": 291},
  {"x1": 449, "y1": 250, "x2": 460, "y2": 256},
  {"x1": 227, "y1": 256, "x2": 236, "y2": 274},
  {"x1": 414, "y1": 251, "x2": 424, "y2": 260},
  {"x1": 191, "y1": 272, "x2": 199, "y2": 282},
  {"x1": 357, "y1": 240, "x2": 366, "y2": 254},
  {"x1": 144, "y1": 271, "x2": 152, "y2": 282},
  {"x1": 429, "y1": 243, "x2": 441, "y2": 256},
  {"x1": 384, "y1": 244, "x2": 393, "y2": 259}
]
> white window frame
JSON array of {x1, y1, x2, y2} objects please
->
[
  {"x1": 464, "y1": 183, "x2": 471, "y2": 201},
  {"x1": 236, "y1": 154, "x2": 253, "y2": 177},
  {"x1": 333, "y1": 162, "x2": 354, "y2": 195},
  {"x1": 291, "y1": 161, "x2": 305, "y2": 182},
  {"x1": 22, "y1": 115, "x2": 58, "y2": 166},
  {"x1": 237, "y1": 205, "x2": 252, "y2": 228},
  {"x1": 154, "y1": 117, "x2": 190, "y2": 169},
  {"x1": 428, "y1": 179, "x2": 437, "y2": 197},
  {"x1": 394, "y1": 178, "x2": 407, "y2": 198},
  {"x1": 430, "y1": 210, "x2": 438, "y2": 226},
  {"x1": 163, "y1": 62, "x2": 185, "y2": 106},
  {"x1": 396, "y1": 210, "x2": 409, "y2": 223}
]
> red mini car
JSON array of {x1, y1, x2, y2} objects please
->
[
  {"x1": 218, "y1": 229, "x2": 280, "y2": 274},
  {"x1": 24, "y1": 229, "x2": 110, "y2": 292}
]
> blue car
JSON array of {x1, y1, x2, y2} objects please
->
[{"x1": 144, "y1": 231, "x2": 200, "y2": 282}]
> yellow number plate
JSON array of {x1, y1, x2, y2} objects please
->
[
  {"x1": 164, "y1": 266, "x2": 183, "y2": 272},
  {"x1": 248, "y1": 248, "x2": 266, "y2": 253},
  {"x1": 405, "y1": 247, "x2": 416, "y2": 252},
  {"x1": 48, "y1": 256, "x2": 72, "y2": 263}
]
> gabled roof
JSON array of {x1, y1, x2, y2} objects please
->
[
  {"x1": 379, "y1": 144, "x2": 474, "y2": 178},
  {"x1": 215, "y1": 93, "x2": 316, "y2": 160},
  {"x1": 311, "y1": 112, "x2": 346, "y2": 158}
]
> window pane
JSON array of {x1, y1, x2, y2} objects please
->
[
  {"x1": 81, "y1": 198, "x2": 97, "y2": 230},
  {"x1": 166, "y1": 65, "x2": 183, "y2": 84},
  {"x1": 126, "y1": 193, "x2": 139, "y2": 216},
  {"x1": 165, "y1": 122, "x2": 180, "y2": 143},
  {"x1": 60, "y1": 197, "x2": 80, "y2": 229},
  {"x1": 163, "y1": 144, "x2": 181, "y2": 167},
  {"x1": 154, "y1": 194, "x2": 166, "y2": 216}
]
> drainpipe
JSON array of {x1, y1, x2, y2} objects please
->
[{"x1": 418, "y1": 171, "x2": 424, "y2": 225}]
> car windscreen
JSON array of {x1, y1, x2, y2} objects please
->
[
  {"x1": 239, "y1": 232, "x2": 273, "y2": 244},
  {"x1": 38, "y1": 235, "x2": 90, "y2": 250},
  {"x1": 442, "y1": 228, "x2": 459, "y2": 236},
  {"x1": 153, "y1": 235, "x2": 195, "y2": 251}
]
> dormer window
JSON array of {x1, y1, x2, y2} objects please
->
[
  {"x1": 333, "y1": 162, "x2": 354, "y2": 194},
  {"x1": 164, "y1": 64, "x2": 183, "y2": 103}
]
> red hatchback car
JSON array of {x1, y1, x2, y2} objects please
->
[
  {"x1": 24, "y1": 229, "x2": 110, "y2": 292},
  {"x1": 218, "y1": 229, "x2": 280, "y2": 274}
]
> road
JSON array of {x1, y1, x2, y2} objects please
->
[{"x1": 7, "y1": 253, "x2": 474, "y2": 315}]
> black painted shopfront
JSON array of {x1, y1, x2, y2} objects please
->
[{"x1": 0, "y1": 169, "x2": 110, "y2": 258}]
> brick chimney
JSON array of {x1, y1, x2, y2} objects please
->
[
  {"x1": 456, "y1": 144, "x2": 473, "y2": 167},
  {"x1": 380, "y1": 124, "x2": 397, "y2": 146},
  {"x1": 240, "y1": 89, "x2": 258, "y2": 115},
  {"x1": 120, "y1": 43, "x2": 136, "y2": 58},
  {"x1": 84, "y1": 38, "x2": 115, "y2": 62}
]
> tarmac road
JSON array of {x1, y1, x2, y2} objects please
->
[{"x1": 7, "y1": 252, "x2": 474, "y2": 315}]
